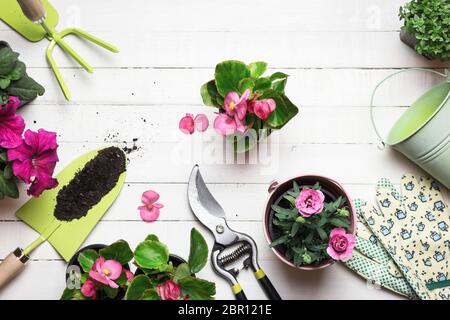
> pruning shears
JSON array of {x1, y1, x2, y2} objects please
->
[{"x1": 187, "y1": 165, "x2": 282, "y2": 300}]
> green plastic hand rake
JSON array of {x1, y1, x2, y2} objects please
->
[{"x1": 1, "y1": 0, "x2": 119, "y2": 100}]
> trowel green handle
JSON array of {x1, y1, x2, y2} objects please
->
[
  {"x1": 0, "y1": 219, "x2": 61, "y2": 289},
  {"x1": 369, "y1": 68, "x2": 449, "y2": 148}
]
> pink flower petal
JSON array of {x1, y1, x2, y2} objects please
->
[
  {"x1": 194, "y1": 114, "x2": 209, "y2": 132},
  {"x1": 27, "y1": 173, "x2": 58, "y2": 197},
  {"x1": 93, "y1": 257, "x2": 106, "y2": 273},
  {"x1": 107, "y1": 278, "x2": 119, "y2": 289},
  {"x1": 89, "y1": 270, "x2": 110, "y2": 286},
  {"x1": 102, "y1": 260, "x2": 122, "y2": 280},
  {"x1": 213, "y1": 113, "x2": 237, "y2": 136},
  {"x1": 179, "y1": 114, "x2": 195, "y2": 135},
  {"x1": 141, "y1": 190, "x2": 160, "y2": 205},
  {"x1": 139, "y1": 206, "x2": 160, "y2": 222},
  {"x1": 0, "y1": 97, "x2": 25, "y2": 149},
  {"x1": 81, "y1": 279, "x2": 97, "y2": 299}
]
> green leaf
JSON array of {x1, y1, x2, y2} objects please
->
[
  {"x1": 103, "y1": 286, "x2": 118, "y2": 299},
  {"x1": 272, "y1": 79, "x2": 287, "y2": 93},
  {"x1": 188, "y1": 228, "x2": 208, "y2": 274},
  {"x1": 173, "y1": 263, "x2": 191, "y2": 282},
  {"x1": 238, "y1": 77, "x2": 255, "y2": 93},
  {"x1": 60, "y1": 288, "x2": 87, "y2": 300},
  {"x1": 269, "y1": 72, "x2": 289, "y2": 82},
  {"x1": 271, "y1": 205, "x2": 298, "y2": 220},
  {"x1": 0, "y1": 171, "x2": 18, "y2": 198},
  {"x1": 115, "y1": 271, "x2": 128, "y2": 287},
  {"x1": 99, "y1": 240, "x2": 133, "y2": 265},
  {"x1": 200, "y1": 80, "x2": 221, "y2": 108},
  {"x1": 0, "y1": 47, "x2": 19, "y2": 75},
  {"x1": 254, "y1": 77, "x2": 272, "y2": 91},
  {"x1": 283, "y1": 195, "x2": 296, "y2": 206},
  {"x1": 290, "y1": 222, "x2": 300, "y2": 237},
  {"x1": 145, "y1": 234, "x2": 160, "y2": 242},
  {"x1": 178, "y1": 276, "x2": 216, "y2": 300},
  {"x1": 77, "y1": 249, "x2": 99, "y2": 273},
  {"x1": 7, "y1": 74, "x2": 45, "y2": 102},
  {"x1": 316, "y1": 227, "x2": 328, "y2": 241},
  {"x1": 248, "y1": 61, "x2": 268, "y2": 78},
  {"x1": 293, "y1": 181, "x2": 300, "y2": 193},
  {"x1": 0, "y1": 77, "x2": 10, "y2": 90},
  {"x1": 261, "y1": 90, "x2": 299, "y2": 129},
  {"x1": 125, "y1": 275, "x2": 160, "y2": 300},
  {"x1": 8, "y1": 61, "x2": 26, "y2": 81},
  {"x1": 134, "y1": 240, "x2": 169, "y2": 269},
  {"x1": 3, "y1": 163, "x2": 13, "y2": 180},
  {"x1": 329, "y1": 218, "x2": 350, "y2": 229},
  {"x1": 270, "y1": 234, "x2": 290, "y2": 247},
  {"x1": 214, "y1": 60, "x2": 250, "y2": 96}
]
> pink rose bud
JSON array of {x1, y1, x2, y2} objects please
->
[
  {"x1": 295, "y1": 188, "x2": 325, "y2": 217},
  {"x1": 194, "y1": 114, "x2": 209, "y2": 132},
  {"x1": 326, "y1": 228, "x2": 355, "y2": 262},
  {"x1": 179, "y1": 114, "x2": 195, "y2": 134}
]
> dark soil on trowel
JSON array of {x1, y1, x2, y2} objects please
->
[{"x1": 54, "y1": 147, "x2": 126, "y2": 221}]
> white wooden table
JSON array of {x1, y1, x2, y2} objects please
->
[{"x1": 0, "y1": 0, "x2": 449, "y2": 300}]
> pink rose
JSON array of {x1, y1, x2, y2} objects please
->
[
  {"x1": 295, "y1": 188, "x2": 325, "y2": 217},
  {"x1": 156, "y1": 280, "x2": 181, "y2": 300},
  {"x1": 326, "y1": 228, "x2": 355, "y2": 262},
  {"x1": 80, "y1": 279, "x2": 97, "y2": 299}
]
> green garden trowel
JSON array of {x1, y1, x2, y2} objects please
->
[
  {"x1": 0, "y1": 148, "x2": 126, "y2": 288},
  {"x1": 0, "y1": 0, "x2": 119, "y2": 101}
]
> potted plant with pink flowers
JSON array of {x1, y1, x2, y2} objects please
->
[
  {"x1": 126, "y1": 228, "x2": 216, "y2": 300},
  {"x1": 263, "y1": 176, "x2": 356, "y2": 269},
  {"x1": 180, "y1": 60, "x2": 299, "y2": 152},
  {"x1": 62, "y1": 240, "x2": 135, "y2": 300},
  {"x1": 0, "y1": 95, "x2": 59, "y2": 199}
]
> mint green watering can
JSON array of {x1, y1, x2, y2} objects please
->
[{"x1": 371, "y1": 68, "x2": 450, "y2": 189}]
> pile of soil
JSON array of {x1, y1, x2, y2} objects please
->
[{"x1": 54, "y1": 147, "x2": 126, "y2": 221}]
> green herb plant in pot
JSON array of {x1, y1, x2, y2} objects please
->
[
  {"x1": 62, "y1": 241, "x2": 134, "y2": 300},
  {"x1": 179, "y1": 60, "x2": 299, "y2": 153},
  {"x1": 126, "y1": 228, "x2": 216, "y2": 300},
  {"x1": 399, "y1": 0, "x2": 450, "y2": 61},
  {"x1": 263, "y1": 175, "x2": 356, "y2": 270}
]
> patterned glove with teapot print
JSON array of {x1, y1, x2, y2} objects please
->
[{"x1": 359, "y1": 174, "x2": 450, "y2": 300}]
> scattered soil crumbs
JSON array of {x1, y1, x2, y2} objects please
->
[{"x1": 54, "y1": 147, "x2": 126, "y2": 221}]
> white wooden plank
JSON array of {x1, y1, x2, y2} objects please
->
[
  {"x1": 20, "y1": 105, "x2": 403, "y2": 144},
  {"x1": 36, "y1": 141, "x2": 424, "y2": 185},
  {"x1": 0, "y1": 182, "x2": 406, "y2": 222},
  {"x1": 0, "y1": 0, "x2": 408, "y2": 32},
  {"x1": 17, "y1": 68, "x2": 446, "y2": 106},
  {"x1": 2, "y1": 30, "x2": 448, "y2": 69},
  {"x1": 0, "y1": 260, "x2": 403, "y2": 300}
]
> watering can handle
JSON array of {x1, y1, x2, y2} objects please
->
[
  {"x1": 0, "y1": 248, "x2": 29, "y2": 289},
  {"x1": 17, "y1": 0, "x2": 46, "y2": 22},
  {"x1": 370, "y1": 68, "x2": 449, "y2": 149}
]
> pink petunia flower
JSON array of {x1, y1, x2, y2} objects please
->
[
  {"x1": 139, "y1": 190, "x2": 164, "y2": 222},
  {"x1": 326, "y1": 228, "x2": 355, "y2": 262},
  {"x1": 0, "y1": 96, "x2": 25, "y2": 149},
  {"x1": 81, "y1": 278, "x2": 97, "y2": 299},
  {"x1": 248, "y1": 98, "x2": 276, "y2": 120},
  {"x1": 7, "y1": 129, "x2": 59, "y2": 197},
  {"x1": 295, "y1": 188, "x2": 325, "y2": 217},
  {"x1": 88, "y1": 257, "x2": 123, "y2": 289},
  {"x1": 156, "y1": 280, "x2": 181, "y2": 300}
]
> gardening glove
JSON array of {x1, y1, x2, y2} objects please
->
[
  {"x1": 359, "y1": 174, "x2": 450, "y2": 300},
  {"x1": 343, "y1": 199, "x2": 419, "y2": 299}
]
